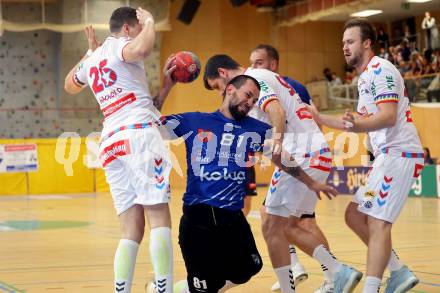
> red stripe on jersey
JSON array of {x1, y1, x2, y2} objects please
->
[
  {"x1": 375, "y1": 99, "x2": 398, "y2": 105},
  {"x1": 310, "y1": 165, "x2": 331, "y2": 172},
  {"x1": 296, "y1": 107, "x2": 313, "y2": 120},
  {"x1": 261, "y1": 97, "x2": 278, "y2": 112}
]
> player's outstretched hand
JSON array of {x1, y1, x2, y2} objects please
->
[
  {"x1": 304, "y1": 102, "x2": 321, "y2": 124},
  {"x1": 163, "y1": 54, "x2": 177, "y2": 90},
  {"x1": 342, "y1": 109, "x2": 355, "y2": 131},
  {"x1": 84, "y1": 25, "x2": 99, "y2": 52},
  {"x1": 136, "y1": 7, "x2": 154, "y2": 25},
  {"x1": 310, "y1": 181, "x2": 338, "y2": 200}
]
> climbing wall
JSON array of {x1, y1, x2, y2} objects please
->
[{"x1": 0, "y1": 0, "x2": 168, "y2": 138}]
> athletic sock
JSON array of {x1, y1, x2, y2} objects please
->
[
  {"x1": 289, "y1": 245, "x2": 299, "y2": 266},
  {"x1": 363, "y1": 276, "x2": 381, "y2": 293},
  {"x1": 150, "y1": 227, "x2": 173, "y2": 293},
  {"x1": 321, "y1": 264, "x2": 333, "y2": 281},
  {"x1": 387, "y1": 249, "x2": 404, "y2": 272},
  {"x1": 312, "y1": 245, "x2": 342, "y2": 279},
  {"x1": 114, "y1": 239, "x2": 139, "y2": 293},
  {"x1": 274, "y1": 265, "x2": 296, "y2": 293}
]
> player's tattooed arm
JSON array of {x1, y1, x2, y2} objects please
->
[
  {"x1": 263, "y1": 140, "x2": 338, "y2": 200},
  {"x1": 278, "y1": 154, "x2": 338, "y2": 200},
  {"x1": 154, "y1": 54, "x2": 177, "y2": 111},
  {"x1": 283, "y1": 164, "x2": 301, "y2": 177}
]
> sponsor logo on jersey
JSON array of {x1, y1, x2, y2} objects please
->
[
  {"x1": 364, "y1": 190, "x2": 375, "y2": 197},
  {"x1": 199, "y1": 166, "x2": 246, "y2": 183},
  {"x1": 363, "y1": 200, "x2": 373, "y2": 209},
  {"x1": 258, "y1": 80, "x2": 270, "y2": 93},
  {"x1": 372, "y1": 62, "x2": 382, "y2": 75},
  {"x1": 99, "y1": 87, "x2": 123, "y2": 104},
  {"x1": 102, "y1": 92, "x2": 136, "y2": 118},
  {"x1": 100, "y1": 139, "x2": 131, "y2": 167},
  {"x1": 385, "y1": 76, "x2": 395, "y2": 90},
  {"x1": 371, "y1": 82, "x2": 377, "y2": 97},
  {"x1": 360, "y1": 87, "x2": 370, "y2": 95}
]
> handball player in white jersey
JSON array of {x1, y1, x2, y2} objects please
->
[
  {"x1": 204, "y1": 55, "x2": 362, "y2": 293},
  {"x1": 307, "y1": 18, "x2": 424, "y2": 293},
  {"x1": 64, "y1": 7, "x2": 176, "y2": 293}
]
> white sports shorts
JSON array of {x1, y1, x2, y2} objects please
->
[
  {"x1": 265, "y1": 148, "x2": 332, "y2": 218},
  {"x1": 99, "y1": 127, "x2": 171, "y2": 215},
  {"x1": 353, "y1": 153, "x2": 424, "y2": 223}
]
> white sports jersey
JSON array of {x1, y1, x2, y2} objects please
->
[
  {"x1": 74, "y1": 36, "x2": 159, "y2": 138},
  {"x1": 244, "y1": 68, "x2": 328, "y2": 156},
  {"x1": 357, "y1": 56, "x2": 422, "y2": 156}
]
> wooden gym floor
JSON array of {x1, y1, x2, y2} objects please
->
[{"x1": 0, "y1": 188, "x2": 439, "y2": 293}]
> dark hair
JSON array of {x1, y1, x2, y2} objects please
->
[
  {"x1": 344, "y1": 18, "x2": 377, "y2": 47},
  {"x1": 253, "y1": 44, "x2": 279, "y2": 62},
  {"x1": 109, "y1": 7, "x2": 138, "y2": 33},
  {"x1": 203, "y1": 54, "x2": 240, "y2": 90},
  {"x1": 225, "y1": 74, "x2": 260, "y2": 95}
]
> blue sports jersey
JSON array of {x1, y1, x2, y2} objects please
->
[
  {"x1": 283, "y1": 76, "x2": 311, "y2": 104},
  {"x1": 164, "y1": 111, "x2": 272, "y2": 211}
]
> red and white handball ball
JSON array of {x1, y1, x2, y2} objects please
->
[{"x1": 171, "y1": 51, "x2": 201, "y2": 83}]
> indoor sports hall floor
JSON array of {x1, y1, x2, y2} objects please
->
[{"x1": 1, "y1": 188, "x2": 439, "y2": 293}]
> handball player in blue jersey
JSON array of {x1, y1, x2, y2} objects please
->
[{"x1": 155, "y1": 75, "x2": 337, "y2": 293}]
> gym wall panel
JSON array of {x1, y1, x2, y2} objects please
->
[
  {"x1": 285, "y1": 25, "x2": 306, "y2": 53},
  {"x1": 411, "y1": 104, "x2": 440, "y2": 158},
  {"x1": 27, "y1": 139, "x2": 94, "y2": 194},
  {"x1": 0, "y1": 138, "x2": 29, "y2": 195},
  {"x1": 280, "y1": 21, "x2": 346, "y2": 82},
  {"x1": 323, "y1": 22, "x2": 344, "y2": 52},
  {"x1": 284, "y1": 52, "x2": 307, "y2": 84},
  {"x1": 305, "y1": 52, "x2": 325, "y2": 82},
  {"x1": 305, "y1": 22, "x2": 325, "y2": 52},
  {"x1": 0, "y1": 173, "x2": 27, "y2": 195},
  {"x1": 95, "y1": 169, "x2": 109, "y2": 193}
]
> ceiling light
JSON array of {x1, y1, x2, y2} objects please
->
[
  {"x1": 350, "y1": 10, "x2": 383, "y2": 17},
  {"x1": 406, "y1": 0, "x2": 432, "y2": 3}
]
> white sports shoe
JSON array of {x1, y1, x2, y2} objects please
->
[
  {"x1": 314, "y1": 280, "x2": 334, "y2": 293},
  {"x1": 271, "y1": 263, "x2": 309, "y2": 291}
]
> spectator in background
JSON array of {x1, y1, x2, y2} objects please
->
[
  {"x1": 400, "y1": 40, "x2": 411, "y2": 62},
  {"x1": 324, "y1": 68, "x2": 342, "y2": 86},
  {"x1": 423, "y1": 147, "x2": 435, "y2": 165},
  {"x1": 377, "y1": 28, "x2": 389, "y2": 50},
  {"x1": 422, "y1": 12, "x2": 439, "y2": 50},
  {"x1": 379, "y1": 47, "x2": 390, "y2": 61},
  {"x1": 404, "y1": 61, "x2": 421, "y2": 79},
  {"x1": 330, "y1": 72, "x2": 342, "y2": 86},
  {"x1": 323, "y1": 67, "x2": 333, "y2": 82},
  {"x1": 249, "y1": 44, "x2": 312, "y2": 105},
  {"x1": 388, "y1": 46, "x2": 400, "y2": 65},
  {"x1": 427, "y1": 73, "x2": 440, "y2": 102},
  {"x1": 344, "y1": 67, "x2": 358, "y2": 85},
  {"x1": 398, "y1": 60, "x2": 411, "y2": 76}
]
